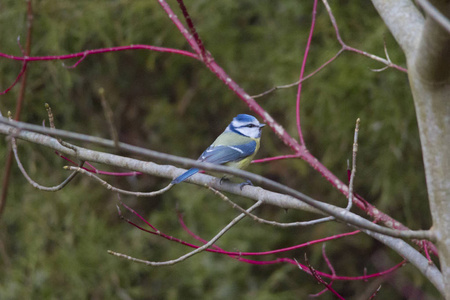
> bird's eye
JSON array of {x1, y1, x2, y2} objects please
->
[{"x1": 247, "y1": 124, "x2": 257, "y2": 128}]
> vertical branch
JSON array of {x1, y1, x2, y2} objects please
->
[
  {"x1": 157, "y1": 0, "x2": 203, "y2": 56},
  {"x1": 175, "y1": 0, "x2": 207, "y2": 61},
  {"x1": 0, "y1": 0, "x2": 33, "y2": 218},
  {"x1": 408, "y1": 1, "x2": 450, "y2": 297},
  {"x1": 14, "y1": 1, "x2": 33, "y2": 119},
  {"x1": 98, "y1": 88, "x2": 119, "y2": 148},
  {"x1": 296, "y1": 0, "x2": 318, "y2": 146},
  {"x1": 347, "y1": 118, "x2": 360, "y2": 210}
]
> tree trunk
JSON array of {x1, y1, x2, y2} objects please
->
[{"x1": 372, "y1": 0, "x2": 450, "y2": 297}]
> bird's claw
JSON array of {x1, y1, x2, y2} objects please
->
[
  {"x1": 219, "y1": 177, "x2": 229, "y2": 185},
  {"x1": 239, "y1": 180, "x2": 253, "y2": 191}
]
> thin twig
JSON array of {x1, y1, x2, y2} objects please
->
[
  {"x1": 347, "y1": 118, "x2": 360, "y2": 210},
  {"x1": 0, "y1": 45, "x2": 198, "y2": 63},
  {"x1": 301, "y1": 255, "x2": 345, "y2": 300},
  {"x1": 0, "y1": 62, "x2": 28, "y2": 95},
  {"x1": 208, "y1": 186, "x2": 334, "y2": 227},
  {"x1": 44, "y1": 103, "x2": 78, "y2": 153},
  {"x1": 252, "y1": 48, "x2": 344, "y2": 99},
  {"x1": 65, "y1": 166, "x2": 172, "y2": 197},
  {"x1": 422, "y1": 240, "x2": 433, "y2": 264},
  {"x1": 11, "y1": 136, "x2": 82, "y2": 192},
  {"x1": 62, "y1": 51, "x2": 88, "y2": 68},
  {"x1": 295, "y1": 0, "x2": 318, "y2": 146},
  {"x1": 45, "y1": 103, "x2": 56, "y2": 129},
  {"x1": 98, "y1": 88, "x2": 119, "y2": 148},
  {"x1": 369, "y1": 285, "x2": 382, "y2": 300},
  {"x1": 370, "y1": 38, "x2": 392, "y2": 72},
  {"x1": 321, "y1": 0, "x2": 407, "y2": 73},
  {"x1": 108, "y1": 201, "x2": 263, "y2": 266},
  {"x1": 177, "y1": 210, "x2": 223, "y2": 251},
  {"x1": 309, "y1": 243, "x2": 337, "y2": 297},
  {"x1": 322, "y1": 243, "x2": 336, "y2": 277}
]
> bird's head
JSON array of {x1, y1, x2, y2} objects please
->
[{"x1": 226, "y1": 114, "x2": 265, "y2": 138}]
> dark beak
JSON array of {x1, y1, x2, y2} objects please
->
[{"x1": 259, "y1": 123, "x2": 265, "y2": 132}]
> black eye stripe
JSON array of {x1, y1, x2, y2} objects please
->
[{"x1": 236, "y1": 124, "x2": 257, "y2": 128}]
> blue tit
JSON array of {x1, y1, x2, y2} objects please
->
[{"x1": 172, "y1": 114, "x2": 265, "y2": 185}]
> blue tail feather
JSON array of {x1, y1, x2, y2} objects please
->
[{"x1": 171, "y1": 168, "x2": 200, "y2": 184}]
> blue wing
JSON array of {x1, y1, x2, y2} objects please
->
[
  {"x1": 171, "y1": 141, "x2": 256, "y2": 184},
  {"x1": 199, "y1": 141, "x2": 257, "y2": 164}
]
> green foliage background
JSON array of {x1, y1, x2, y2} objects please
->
[{"x1": 0, "y1": 0, "x2": 437, "y2": 299}]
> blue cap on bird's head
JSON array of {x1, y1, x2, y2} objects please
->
[
  {"x1": 227, "y1": 114, "x2": 265, "y2": 138},
  {"x1": 235, "y1": 114, "x2": 258, "y2": 123}
]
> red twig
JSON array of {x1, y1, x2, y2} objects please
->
[
  {"x1": 0, "y1": 62, "x2": 27, "y2": 95},
  {"x1": 252, "y1": 154, "x2": 301, "y2": 163},
  {"x1": 296, "y1": 0, "x2": 318, "y2": 146},
  {"x1": 322, "y1": 244, "x2": 336, "y2": 276},
  {"x1": 303, "y1": 253, "x2": 345, "y2": 299},
  {"x1": 369, "y1": 285, "x2": 382, "y2": 299},
  {"x1": 63, "y1": 51, "x2": 88, "y2": 69},
  {"x1": 156, "y1": 0, "x2": 204, "y2": 56},
  {"x1": 310, "y1": 243, "x2": 337, "y2": 297},
  {"x1": 0, "y1": 0, "x2": 33, "y2": 218},
  {"x1": 0, "y1": 45, "x2": 198, "y2": 98},
  {"x1": 119, "y1": 205, "x2": 404, "y2": 281},
  {"x1": 177, "y1": 210, "x2": 223, "y2": 251},
  {"x1": 119, "y1": 201, "x2": 158, "y2": 232},
  {"x1": 175, "y1": 0, "x2": 207, "y2": 61},
  {"x1": 0, "y1": 45, "x2": 198, "y2": 63},
  {"x1": 58, "y1": 153, "x2": 142, "y2": 176},
  {"x1": 422, "y1": 240, "x2": 433, "y2": 264}
]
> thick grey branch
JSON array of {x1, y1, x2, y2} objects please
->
[
  {"x1": 0, "y1": 117, "x2": 319, "y2": 213},
  {"x1": 363, "y1": 229, "x2": 444, "y2": 294},
  {"x1": 408, "y1": 1, "x2": 450, "y2": 296},
  {"x1": 371, "y1": 0, "x2": 424, "y2": 59},
  {"x1": 417, "y1": 0, "x2": 450, "y2": 34},
  {"x1": 414, "y1": 0, "x2": 450, "y2": 82},
  {"x1": 0, "y1": 119, "x2": 435, "y2": 241}
]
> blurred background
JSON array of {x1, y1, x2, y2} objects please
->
[{"x1": 0, "y1": 0, "x2": 436, "y2": 299}]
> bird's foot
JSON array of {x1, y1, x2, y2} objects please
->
[
  {"x1": 239, "y1": 180, "x2": 253, "y2": 191},
  {"x1": 219, "y1": 177, "x2": 229, "y2": 185}
]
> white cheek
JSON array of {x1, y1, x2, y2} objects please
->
[
  {"x1": 236, "y1": 127, "x2": 250, "y2": 136},
  {"x1": 236, "y1": 127, "x2": 259, "y2": 138}
]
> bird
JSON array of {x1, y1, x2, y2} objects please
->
[{"x1": 171, "y1": 114, "x2": 265, "y2": 185}]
